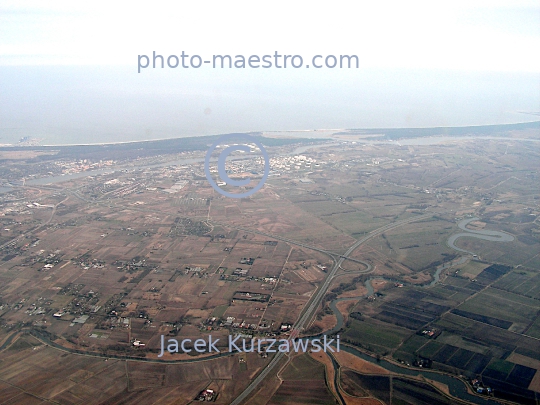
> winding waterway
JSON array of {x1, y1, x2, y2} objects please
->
[
  {"x1": 3, "y1": 139, "x2": 523, "y2": 403},
  {"x1": 323, "y1": 216, "x2": 515, "y2": 403},
  {"x1": 340, "y1": 345, "x2": 499, "y2": 404},
  {"x1": 325, "y1": 258, "x2": 498, "y2": 404},
  {"x1": 328, "y1": 255, "x2": 467, "y2": 335},
  {"x1": 447, "y1": 217, "x2": 515, "y2": 255}
]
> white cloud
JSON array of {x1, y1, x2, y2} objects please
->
[{"x1": 0, "y1": 1, "x2": 539, "y2": 72}]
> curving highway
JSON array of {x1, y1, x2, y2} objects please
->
[{"x1": 230, "y1": 213, "x2": 433, "y2": 405}]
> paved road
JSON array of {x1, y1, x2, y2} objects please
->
[
  {"x1": 209, "y1": 220, "x2": 336, "y2": 258},
  {"x1": 210, "y1": 221, "x2": 372, "y2": 266},
  {"x1": 230, "y1": 213, "x2": 433, "y2": 405},
  {"x1": 15, "y1": 185, "x2": 432, "y2": 404}
]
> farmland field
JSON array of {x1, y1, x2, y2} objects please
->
[
  {"x1": 0, "y1": 127, "x2": 539, "y2": 404},
  {"x1": 342, "y1": 318, "x2": 410, "y2": 353},
  {"x1": 455, "y1": 288, "x2": 540, "y2": 332}
]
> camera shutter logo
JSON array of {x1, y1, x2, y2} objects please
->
[{"x1": 204, "y1": 134, "x2": 270, "y2": 198}]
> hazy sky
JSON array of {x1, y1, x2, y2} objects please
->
[{"x1": 1, "y1": 1, "x2": 539, "y2": 144}]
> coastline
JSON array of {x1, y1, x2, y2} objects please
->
[{"x1": 1, "y1": 120, "x2": 537, "y2": 148}]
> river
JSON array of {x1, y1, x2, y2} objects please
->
[
  {"x1": 324, "y1": 255, "x2": 496, "y2": 404},
  {"x1": 322, "y1": 215, "x2": 516, "y2": 403},
  {"x1": 447, "y1": 217, "x2": 515, "y2": 255},
  {"x1": 340, "y1": 345, "x2": 499, "y2": 404}
]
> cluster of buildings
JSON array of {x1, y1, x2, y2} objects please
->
[
  {"x1": 132, "y1": 339, "x2": 145, "y2": 347},
  {"x1": 269, "y1": 154, "x2": 320, "y2": 172},
  {"x1": 208, "y1": 316, "x2": 277, "y2": 332},
  {"x1": 412, "y1": 358, "x2": 432, "y2": 368},
  {"x1": 0, "y1": 198, "x2": 53, "y2": 217},
  {"x1": 233, "y1": 268, "x2": 249, "y2": 277},
  {"x1": 471, "y1": 379, "x2": 493, "y2": 395},
  {"x1": 419, "y1": 328, "x2": 440, "y2": 339},
  {"x1": 55, "y1": 159, "x2": 115, "y2": 175},
  {"x1": 195, "y1": 389, "x2": 216, "y2": 401}
]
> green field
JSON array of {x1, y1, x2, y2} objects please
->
[
  {"x1": 281, "y1": 354, "x2": 326, "y2": 380},
  {"x1": 367, "y1": 218, "x2": 456, "y2": 271},
  {"x1": 455, "y1": 261, "x2": 489, "y2": 279},
  {"x1": 426, "y1": 285, "x2": 474, "y2": 304},
  {"x1": 450, "y1": 291, "x2": 476, "y2": 302},
  {"x1": 326, "y1": 211, "x2": 389, "y2": 237},
  {"x1": 525, "y1": 315, "x2": 540, "y2": 339},
  {"x1": 494, "y1": 270, "x2": 540, "y2": 300},
  {"x1": 428, "y1": 285, "x2": 456, "y2": 299},
  {"x1": 211, "y1": 305, "x2": 228, "y2": 318},
  {"x1": 397, "y1": 335, "x2": 429, "y2": 354},
  {"x1": 343, "y1": 319, "x2": 409, "y2": 353},
  {"x1": 457, "y1": 288, "x2": 540, "y2": 326},
  {"x1": 436, "y1": 332, "x2": 490, "y2": 354},
  {"x1": 435, "y1": 313, "x2": 476, "y2": 333},
  {"x1": 418, "y1": 341, "x2": 444, "y2": 359},
  {"x1": 444, "y1": 277, "x2": 473, "y2": 288},
  {"x1": 485, "y1": 359, "x2": 515, "y2": 378},
  {"x1": 393, "y1": 335, "x2": 430, "y2": 363}
]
